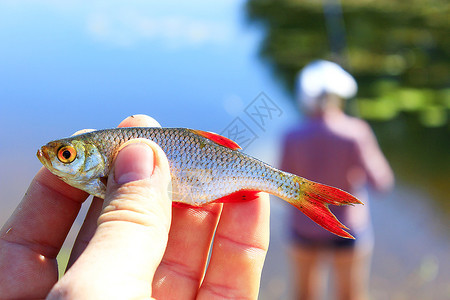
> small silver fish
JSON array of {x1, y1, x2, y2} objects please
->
[{"x1": 37, "y1": 127, "x2": 362, "y2": 238}]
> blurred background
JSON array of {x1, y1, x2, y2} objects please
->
[{"x1": 0, "y1": 0, "x2": 448, "y2": 299}]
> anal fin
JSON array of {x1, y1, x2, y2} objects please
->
[{"x1": 213, "y1": 190, "x2": 260, "y2": 203}]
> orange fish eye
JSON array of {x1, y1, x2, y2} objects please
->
[{"x1": 57, "y1": 146, "x2": 77, "y2": 163}]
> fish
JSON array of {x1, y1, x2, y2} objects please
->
[{"x1": 37, "y1": 127, "x2": 363, "y2": 238}]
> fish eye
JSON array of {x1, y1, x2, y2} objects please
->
[{"x1": 57, "y1": 145, "x2": 77, "y2": 163}]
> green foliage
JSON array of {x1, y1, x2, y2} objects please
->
[
  {"x1": 246, "y1": 0, "x2": 449, "y2": 126},
  {"x1": 246, "y1": 0, "x2": 450, "y2": 210}
]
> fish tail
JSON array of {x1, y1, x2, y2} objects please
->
[{"x1": 286, "y1": 176, "x2": 363, "y2": 239}]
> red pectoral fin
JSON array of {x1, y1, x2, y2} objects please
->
[
  {"x1": 190, "y1": 129, "x2": 241, "y2": 150},
  {"x1": 213, "y1": 190, "x2": 260, "y2": 203}
]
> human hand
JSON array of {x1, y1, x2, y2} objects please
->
[{"x1": 0, "y1": 115, "x2": 270, "y2": 299}]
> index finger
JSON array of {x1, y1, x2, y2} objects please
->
[
  {"x1": 0, "y1": 165, "x2": 89, "y2": 298},
  {"x1": 198, "y1": 193, "x2": 270, "y2": 299}
]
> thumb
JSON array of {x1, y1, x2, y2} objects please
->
[
  {"x1": 102, "y1": 138, "x2": 172, "y2": 232},
  {"x1": 49, "y1": 140, "x2": 172, "y2": 299}
]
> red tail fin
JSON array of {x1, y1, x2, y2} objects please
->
[{"x1": 288, "y1": 177, "x2": 363, "y2": 239}]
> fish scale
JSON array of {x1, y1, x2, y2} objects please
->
[{"x1": 37, "y1": 127, "x2": 363, "y2": 238}]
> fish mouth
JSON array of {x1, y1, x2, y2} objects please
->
[{"x1": 37, "y1": 146, "x2": 50, "y2": 165}]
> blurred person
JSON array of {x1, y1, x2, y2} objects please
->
[
  {"x1": 0, "y1": 115, "x2": 270, "y2": 299},
  {"x1": 281, "y1": 60, "x2": 394, "y2": 300}
]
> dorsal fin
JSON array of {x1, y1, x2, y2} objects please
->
[{"x1": 190, "y1": 129, "x2": 241, "y2": 150}]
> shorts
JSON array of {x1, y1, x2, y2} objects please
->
[{"x1": 289, "y1": 227, "x2": 372, "y2": 250}]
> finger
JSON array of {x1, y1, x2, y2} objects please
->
[
  {"x1": 48, "y1": 140, "x2": 172, "y2": 299},
  {"x1": 119, "y1": 113, "x2": 223, "y2": 299},
  {"x1": 0, "y1": 168, "x2": 89, "y2": 299},
  {"x1": 152, "y1": 204, "x2": 222, "y2": 299},
  {"x1": 120, "y1": 113, "x2": 222, "y2": 298},
  {"x1": 198, "y1": 194, "x2": 270, "y2": 299},
  {"x1": 118, "y1": 114, "x2": 162, "y2": 128},
  {"x1": 67, "y1": 115, "x2": 160, "y2": 268}
]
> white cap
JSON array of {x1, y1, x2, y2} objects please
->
[{"x1": 296, "y1": 60, "x2": 357, "y2": 110}]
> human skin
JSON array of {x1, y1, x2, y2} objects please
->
[{"x1": 0, "y1": 114, "x2": 270, "y2": 299}]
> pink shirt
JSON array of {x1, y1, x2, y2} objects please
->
[{"x1": 281, "y1": 112, "x2": 393, "y2": 239}]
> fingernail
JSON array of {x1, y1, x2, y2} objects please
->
[{"x1": 114, "y1": 142, "x2": 154, "y2": 184}]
